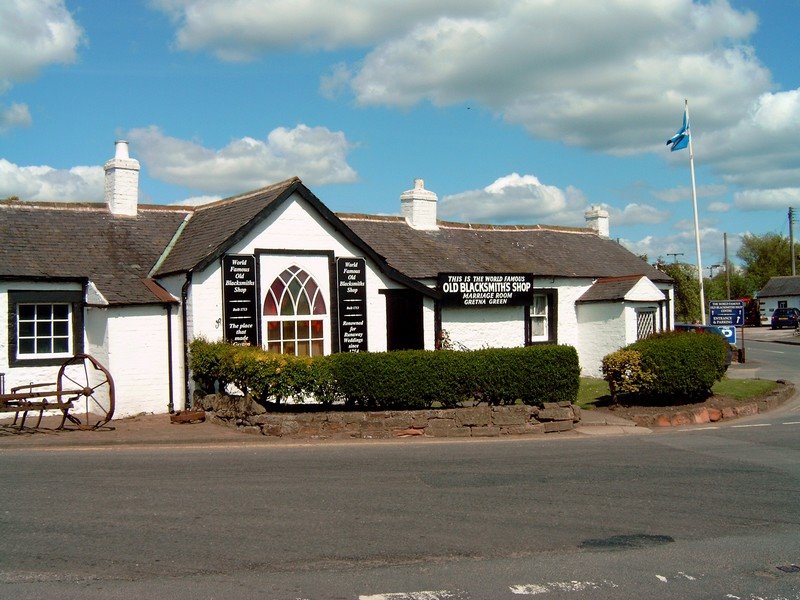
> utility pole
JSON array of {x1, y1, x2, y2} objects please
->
[
  {"x1": 724, "y1": 232, "x2": 731, "y2": 299},
  {"x1": 790, "y1": 207, "x2": 796, "y2": 276},
  {"x1": 667, "y1": 252, "x2": 684, "y2": 264}
]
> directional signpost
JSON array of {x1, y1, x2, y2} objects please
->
[{"x1": 709, "y1": 300, "x2": 744, "y2": 350}]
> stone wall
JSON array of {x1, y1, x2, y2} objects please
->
[{"x1": 194, "y1": 394, "x2": 581, "y2": 439}]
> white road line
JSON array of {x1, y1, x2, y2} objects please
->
[
  {"x1": 510, "y1": 580, "x2": 617, "y2": 594},
  {"x1": 782, "y1": 421, "x2": 800, "y2": 425},
  {"x1": 730, "y1": 423, "x2": 771, "y2": 428},
  {"x1": 684, "y1": 426, "x2": 720, "y2": 431},
  {"x1": 360, "y1": 591, "x2": 466, "y2": 600},
  {"x1": 656, "y1": 575, "x2": 668, "y2": 582}
]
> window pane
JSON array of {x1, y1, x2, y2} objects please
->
[
  {"x1": 297, "y1": 341, "x2": 310, "y2": 356},
  {"x1": 533, "y1": 295, "x2": 546, "y2": 315},
  {"x1": 19, "y1": 339, "x2": 35, "y2": 354},
  {"x1": 36, "y1": 305, "x2": 52, "y2": 320},
  {"x1": 53, "y1": 337, "x2": 69, "y2": 353},
  {"x1": 311, "y1": 340, "x2": 324, "y2": 356},
  {"x1": 312, "y1": 291, "x2": 326, "y2": 315},
  {"x1": 267, "y1": 321, "x2": 280, "y2": 341},
  {"x1": 297, "y1": 320, "x2": 310, "y2": 339},
  {"x1": 531, "y1": 317, "x2": 545, "y2": 337},
  {"x1": 19, "y1": 305, "x2": 35, "y2": 320},
  {"x1": 296, "y1": 292, "x2": 310, "y2": 315},
  {"x1": 19, "y1": 322, "x2": 35, "y2": 337},
  {"x1": 263, "y1": 291, "x2": 278, "y2": 316},
  {"x1": 54, "y1": 321, "x2": 69, "y2": 336},
  {"x1": 288, "y1": 278, "x2": 302, "y2": 302},
  {"x1": 279, "y1": 292, "x2": 294, "y2": 316},
  {"x1": 283, "y1": 340, "x2": 296, "y2": 355},
  {"x1": 37, "y1": 338, "x2": 52, "y2": 354},
  {"x1": 37, "y1": 322, "x2": 52, "y2": 337},
  {"x1": 267, "y1": 342, "x2": 281, "y2": 353},
  {"x1": 311, "y1": 319, "x2": 323, "y2": 338},
  {"x1": 282, "y1": 320, "x2": 295, "y2": 340},
  {"x1": 53, "y1": 304, "x2": 69, "y2": 320}
]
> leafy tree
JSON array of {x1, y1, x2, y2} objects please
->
[
  {"x1": 704, "y1": 267, "x2": 758, "y2": 301},
  {"x1": 737, "y1": 233, "x2": 797, "y2": 291},
  {"x1": 657, "y1": 261, "x2": 701, "y2": 322}
]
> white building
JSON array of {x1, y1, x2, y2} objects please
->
[
  {"x1": 757, "y1": 276, "x2": 800, "y2": 322},
  {"x1": 1, "y1": 143, "x2": 674, "y2": 417}
]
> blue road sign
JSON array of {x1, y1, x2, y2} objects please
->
[
  {"x1": 717, "y1": 325, "x2": 737, "y2": 344},
  {"x1": 709, "y1": 300, "x2": 745, "y2": 327}
]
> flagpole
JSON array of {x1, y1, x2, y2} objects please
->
[{"x1": 685, "y1": 99, "x2": 706, "y2": 324}]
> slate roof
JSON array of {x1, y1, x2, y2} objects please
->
[
  {"x1": 758, "y1": 276, "x2": 800, "y2": 297},
  {"x1": 0, "y1": 200, "x2": 189, "y2": 305},
  {"x1": 154, "y1": 178, "x2": 298, "y2": 276},
  {"x1": 339, "y1": 215, "x2": 672, "y2": 283},
  {"x1": 577, "y1": 275, "x2": 647, "y2": 303}
]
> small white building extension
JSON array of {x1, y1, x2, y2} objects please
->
[{"x1": 1, "y1": 143, "x2": 674, "y2": 417}]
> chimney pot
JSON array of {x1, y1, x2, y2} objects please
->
[
  {"x1": 104, "y1": 140, "x2": 140, "y2": 217},
  {"x1": 400, "y1": 178, "x2": 438, "y2": 231}
]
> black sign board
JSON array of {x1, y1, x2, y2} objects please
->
[
  {"x1": 438, "y1": 272, "x2": 533, "y2": 307},
  {"x1": 336, "y1": 257, "x2": 368, "y2": 352},
  {"x1": 222, "y1": 255, "x2": 259, "y2": 345}
]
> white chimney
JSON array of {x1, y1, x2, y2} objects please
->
[
  {"x1": 104, "y1": 140, "x2": 139, "y2": 217},
  {"x1": 400, "y1": 178, "x2": 438, "y2": 231},
  {"x1": 584, "y1": 205, "x2": 609, "y2": 238}
]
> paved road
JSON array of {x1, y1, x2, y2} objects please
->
[{"x1": 1, "y1": 333, "x2": 798, "y2": 599}]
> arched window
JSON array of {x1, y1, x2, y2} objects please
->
[{"x1": 263, "y1": 266, "x2": 326, "y2": 356}]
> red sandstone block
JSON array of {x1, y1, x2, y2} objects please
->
[
  {"x1": 654, "y1": 414, "x2": 672, "y2": 427},
  {"x1": 692, "y1": 408, "x2": 710, "y2": 424},
  {"x1": 670, "y1": 413, "x2": 692, "y2": 427},
  {"x1": 707, "y1": 408, "x2": 722, "y2": 422}
]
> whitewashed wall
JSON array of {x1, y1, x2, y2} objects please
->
[
  {"x1": 576, "y1": 303, "x2": 626, "y2": 377},
  {"x1": 760, "y1": 296, "x2": 800, "y2": 323},
  {"x1": 442, "y1": 305, "x2": 525, "y2": 349},
  {"x1": 106, "y1": 305, "x2": 173, "y2": 417}
]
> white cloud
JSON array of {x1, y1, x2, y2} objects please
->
[
  {"x1": 707, "y1": 201, "x2": 730, "y2": 213},
  {"x1": 0, "y1": 0, "x2": 82, "y2": 92},
  {"x1": 173, "y1": 195, "x2": 223, "y2": 207},
  {"x1": 609, "y1": 203, "x2": 671, "y2": 226},
  {"x1": 127, "y1": 124, "x2": 358, "y2": 193},
  {"x1": 734, "y1": 187, "x2": 800, "y2": 211},
  {"x1": 152, "y1": 0, "x2": 491, "y2": 60},
  {"x1": 0, "y1": 102, "x2": 32, "y2": 133},
  {"x1": 0, "y1": 159, "x2": 103, "y2": 201},
  {"x1": 653, "y1": 184, "x2": 728, "y2": 203},
  {"x1": 439, "y1": 173, "x2": 585, "y2": 225}
]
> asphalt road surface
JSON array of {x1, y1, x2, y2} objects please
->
[{"x1": 1, "y1": 338, "x2": 798, "y2": 599}]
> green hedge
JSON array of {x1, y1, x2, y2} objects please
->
[
  {"x1": 189, "y1": 339, "x2": 580, "y2": 408},
  {"x1": 602, "y1": 330, "x2": 729, "y2": 405}
]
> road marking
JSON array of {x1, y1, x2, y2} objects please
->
[
  {"x1": 360, "y1": 591, "x2": 467, "y2": 600},
  {"x1": 684, "y1": 426, "x2": 720, "y2": 431},
  {"x1": 510, "y1": 580, "x2": 617, "y2": 594},
  {"x1": 730, "y1": 423, "x2": 771, "y2": 428},
  {"x1": 782, "y1": 421, "x2": 800, "y2": 425},
  {"x1": 656, "y1": 575, "x2": 668, "y2": 582}
]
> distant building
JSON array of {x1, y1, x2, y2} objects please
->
[
  {"x1": 1, "y1": 142, "x2": 673, "y2": 417},
  {"x1": 757, "y1": 276, "x2": 800, "y2": 323}
]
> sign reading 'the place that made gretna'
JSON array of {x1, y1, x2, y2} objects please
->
[
  {"x1": 438, "y1": 273, "x2": 533, "y2": 307},
  {"x1": 222, "y1": 254, "x2": 259, "y2": 345}
]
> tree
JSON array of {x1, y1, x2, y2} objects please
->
[
  {"x1": 657, "y1": 261, "x2": 701, "y2": 322},
  {"x1": 737, "y1": 233, "x2": 797, "y2": 291}
]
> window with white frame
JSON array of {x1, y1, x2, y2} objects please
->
[
  {"x1": 636, "y1": 309, "x2": 656, "y2": 340},
  {"x1": 263, "y1": 266, "x2": 327, "y2": 356},
  {"x1": 17, "y1": 303, "x2": 72, "y2": 357},
  {"x1": 8, "y1": 290, "x2": 84, "y2": 366},
  {"x1": 530, "y1": 294, "x2": 549, "y2": 339}
]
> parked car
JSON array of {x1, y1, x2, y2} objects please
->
[{"x1": 770, "y1": 307, "x2": 800, "y2": 330}]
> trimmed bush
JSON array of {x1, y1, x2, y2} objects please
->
[
  {"x1": 601, "y1": 349, "x2": 655, "y2": 404},
  {"x1": 189, "y1": 340, "x2": 580, "y2": 409},
  {"x1": 606, "y1": 330, "x2": 729, "y2": 405}
]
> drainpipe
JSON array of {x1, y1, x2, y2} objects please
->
[
  {"x1": 165, "y1": 303, "x2": 174, "y2": 413},
  {"x1": 181, "y1": 272, "x2": 192, "y2": 410}
]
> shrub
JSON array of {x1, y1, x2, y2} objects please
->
[
  {"x1": 601, "y1": 349, "x2": 655, "y2": 404},
  {"x1": 625, "y1": 330, "x2": 728, "y2": 404}
]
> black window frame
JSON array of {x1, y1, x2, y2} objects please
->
[{"x1": 8, "y1": 290, "x2": 84, "y2": 367}]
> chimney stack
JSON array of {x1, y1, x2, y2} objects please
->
[
  {"x1": 104, "y1": 140, "x2": 139, "y2": 217},
  {"x1": 400, "y1": 178, "x2": 438, "y2": 231},
  {"x1": 584, "y1": 205, "x2": 609, "y2": 238}
]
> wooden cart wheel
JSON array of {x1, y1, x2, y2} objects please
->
[{"x1": 57, "y1": 354, "x2": 115, "y2": 429}]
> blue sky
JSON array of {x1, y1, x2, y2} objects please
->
[{"x1": 1, "y1": 0, "x2": 798, "y2": 269}]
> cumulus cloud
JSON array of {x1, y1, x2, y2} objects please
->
[
  {"x1": 0, "y1": 0, "x2": 83, "y2": 92},
  {"x1": 707, "y1": 201, "x2": 731, "y2": 213},
  {"x1": 734, "y1": 187, "x2": 800, "y2": 211},
  {"x1": 152, "y1": 0, "x2": 490, "y2": 60},
  {"x1": 126, "y1": 124, "x2": 357, "y2": 193},
  {"x1": 0, "y1": 159, "x2": 103, "y2": 201},
  {"x1": 608, "y1": 203, "x2": 671, "y2": 226},
  {"x1": 0, "y1": 102, "x2": 32, "y2": 133},
  {"x1": 653, "y1": 184, "x2": 728, "y2": 203},
  {"x1": 439, "y1": 173, "x2": 585, "y2": 225}
]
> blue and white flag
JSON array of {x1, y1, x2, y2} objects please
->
[{"x1": 666, "y1": 108, "x2": 690, "y2": 151}]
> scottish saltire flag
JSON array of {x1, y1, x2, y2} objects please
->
[{"x1": 666, "y1": 108, "x2": 690, "y2": 151}]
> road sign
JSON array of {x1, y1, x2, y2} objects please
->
[
  {"x1": 717, "y1": 326, "x2": 736, "y2": 344},
  {"x1": 709, "y1": 300, "x2": 745, "y2": 326}
]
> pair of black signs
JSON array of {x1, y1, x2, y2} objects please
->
[{"x1": 221, "y1": 255, "x2": 368, "y2": 352}]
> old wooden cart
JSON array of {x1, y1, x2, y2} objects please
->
[{"x1": 0, "y1": 354, "x2": 115, "y2": 431}]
